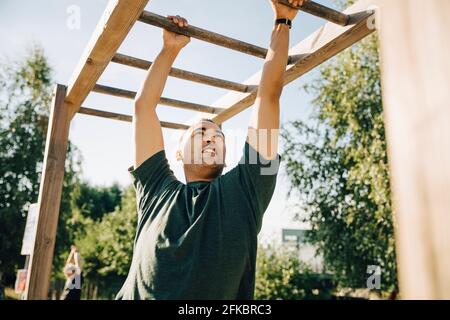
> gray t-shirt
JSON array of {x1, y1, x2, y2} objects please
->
[{"x1": 116, "y1": 142, "x2": 280, "y2": 300}]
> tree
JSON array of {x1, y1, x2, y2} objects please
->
[
  {"x1": 255, "y1": 244, "x2": 335, "y2": 300},
  {"x1": 0, "y1": 45, "x2": 80, "y2": 286},
  {"x1": 74, "y1": 186, "x2": 137, "y2": 299},
  {"x1": 73, "y1": 182, "x2": 122, "y2": 221},
  {"x1": 281, "y1": 33, "x2": 398, "y2": 294},
  {"x1": 0, "y1": 45, "x2": 131, "y2": 296}
]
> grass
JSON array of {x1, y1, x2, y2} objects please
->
[{"x1": 4, "y1": 287, "x2": 21, "y2": 300}]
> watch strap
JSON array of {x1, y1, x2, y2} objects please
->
[{"x1": 275, "y1": 18, "x2": 292, "y2": 29}]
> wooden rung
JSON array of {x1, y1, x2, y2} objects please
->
[
  {"x1": 112, "y1": 53, "x2": 254, "y2": 93},
  {"x1": 78, "y1": 107, "x2": 189, "y2": 130},
  {"x1": 159, "y1": 97, "x2": 225, "y2": 115},
  {"x1": 92, "y1": 84, "x2": 225, "y2": 114},
  {"x1": 138, "y1": 12, "x2": 302, "y2": 64},
  {"x1": 279, "y1": 0, "x2": 349, "y2": 26},
  {"x1": 138, "y1": 11, "x2": 268, "y2": 59},
  {"x1": 212, "y1": 0, "x2": 375, "y2": 125}
]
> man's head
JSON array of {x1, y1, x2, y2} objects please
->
[{"x1": 176, "y1": 119, "x2": 226, "y2": 183}]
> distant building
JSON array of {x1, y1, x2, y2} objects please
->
[{"x1": 282, "y1": 229, "x2": 324, "y2": 273}]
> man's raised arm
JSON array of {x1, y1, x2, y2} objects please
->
[
  {"x1": 247, "y1": 0, "x2": 306, "y2": 160},
  {"x1": 133, "y1": 15, "x2": 190, "y2": 168}
]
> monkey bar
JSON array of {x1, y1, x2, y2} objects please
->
[{"x1": 25, "y1": 0, "x2": 450, "y2": 300}]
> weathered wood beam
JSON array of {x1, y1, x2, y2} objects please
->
[
  {"x1": 78, "y1": 107, "x2": 189, "y2": 130},
  {"x1": 25, "y1": 85, "x2": 72, "y2": 299},
  {"x1": 138, "y1": 12, "x2": 301, "y2": 66},
  {"x1": 278, "y1": 0, "x2": 349, "y2": 26},
  {"x1": 212, "y1": 0, "x2": 376, "y2": 124},
  {"x1": 65, "y1": 0, "x2": 150, "y2": 113},
  {"x1": 112, "y1": 53, "x2": 254, "y2": 93},
  {"x1": 138, "y1": 11, "x2": 268, "y2": 59},
  {"x1": 92, "y1": 84, "x2": 225, "y2": 114}
]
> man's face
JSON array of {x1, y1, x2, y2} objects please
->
[{"x1": 179, "y1": 120, "x2": 226, "y2": 180}]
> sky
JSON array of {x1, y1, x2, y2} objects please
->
[{"x1": 0, "y1": 0, "x2": 339, "y2": 241}]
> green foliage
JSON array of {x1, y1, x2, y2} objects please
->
[
  {"x1": 0, "y1": 46, "x2": 77, "y2": 285},
  {"x1": 52, "y1": 180, "x2": 123, "y2": 282},
  {"x1": 74, "y1": 186, "x2": 137, "y2": 299},
  {"x1": 73, "y1": 182, "x2": 122, "y2": 221},
  {"x1": 255, "y1": 245, "x2": 335, "y2": 300},
  {"x1": 281, "y1": 34, "x2": 397, "y2": 293},
  {"x1": 0, "y1": 45, "x2": 134, "y2": 297}
]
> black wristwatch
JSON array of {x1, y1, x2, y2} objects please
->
[{"x1": 275, "y1": 18, "x2": 292, "y2": 29}]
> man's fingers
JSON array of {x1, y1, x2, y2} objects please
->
[
  {"x1": 168, "y1": 15, "x2": 180, "y2": 25},
  {"x1": 290, "y1": 0, "x2": 308, "y2": 7},
  {"x1": 177, "y1": 16, "x2": 188, "y2": 27},
  {"x1": 167, "y1": 15, "x2": 188, "y2": 27},
  {"x1": 281, "y1": 0, "x2": 308, "y2": 8},
  {"x1": 167, "y1": 15, "x2": 176, "y2": 23},
  {"x1": 167, "y1": 15, "x2": 177, "y2": 25}
]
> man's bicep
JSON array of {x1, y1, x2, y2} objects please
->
[
  {"x1": 224, "y1": 143, "x2": 280, "y2": 225},
  {"x1": 222, "y1": 162, "x2": 278, "y2": 234},
  {"x1": 133, "y1": 106, "x2": 164, "y2": 168},
  {"x1": 240, "y1": 163, "x2": 278, "y2": 213},
  {"x1": 130, "y1": 148, "x2": 176, "y2": 213}
]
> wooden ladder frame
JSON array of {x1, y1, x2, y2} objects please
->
[{"x1": 25, "y1": 0, "x2": 450, "y2": 299}]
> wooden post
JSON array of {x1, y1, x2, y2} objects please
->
[
  {"x1": 378, "y1": 0, "x2": 450, "y2": 299},
  {"x1": 24, "y1": 84, "x2": 72, "y2": 300}
]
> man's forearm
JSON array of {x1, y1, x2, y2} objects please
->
[
  {"x1": 257, "y1": 24, "x2": 290, "y2": 101},
  {"x1": 247, "y1": 22, "x2": 291, "y2": 160},
  {"x1": 135, "y1": 46, "x2": 180, "y2": 109},
  {"x1": 133, "y1": 16, "x2": 190, "y2": 168}
]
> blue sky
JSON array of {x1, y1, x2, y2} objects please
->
[{"x1": 0, "y1": 0, "x2": 338, "y2": 240}]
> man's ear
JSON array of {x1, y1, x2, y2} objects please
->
[{"x1": 176, "y1": 149, "x2": 183, "y2": 161}]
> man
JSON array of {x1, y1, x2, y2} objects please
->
[{"x1": 117, "y1": 0, "x2": 307, "y2": 299}]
